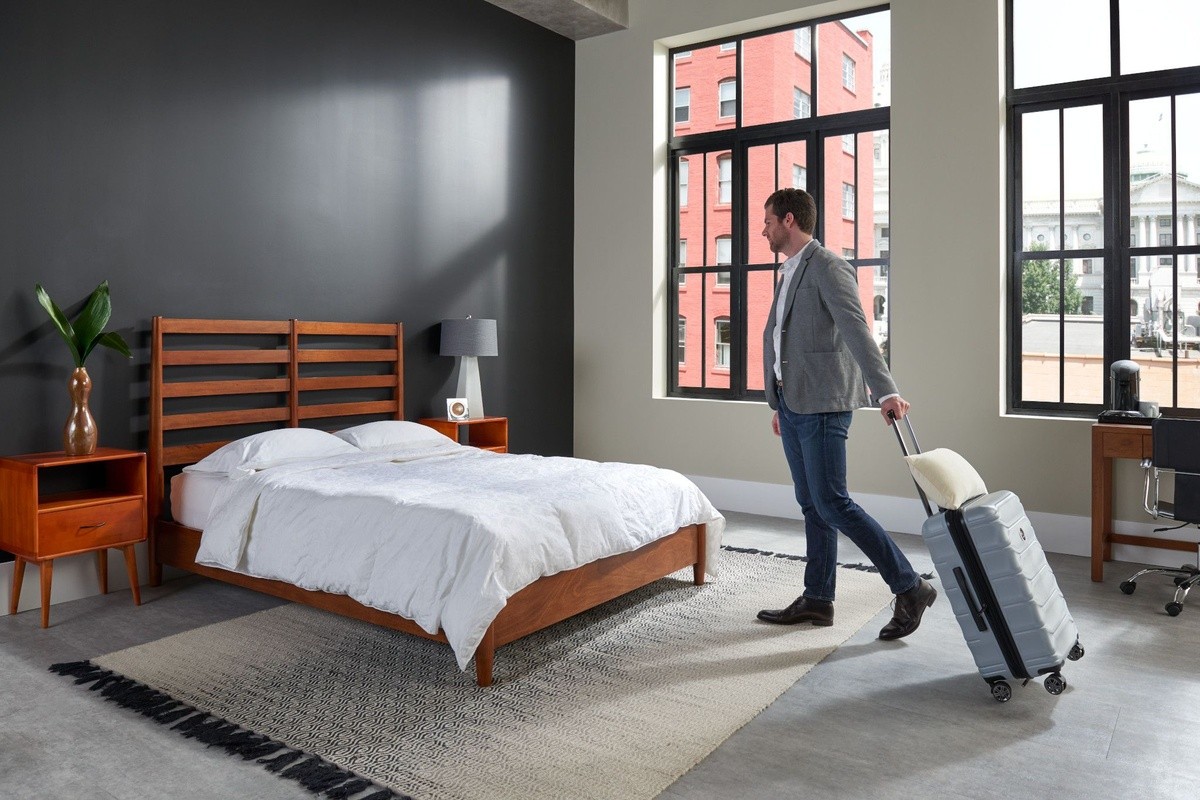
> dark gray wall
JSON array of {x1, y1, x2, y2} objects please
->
[{"x1": 0, "y1": 0, "x2": 574, "y2": 458}]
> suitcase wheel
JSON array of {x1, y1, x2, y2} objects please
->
[
  {"x1": 1119, "y1": 581, "x2": 1137, "y2": 595},
  {"x1": 1068, "y1": 642, "x2": 1084, "y2": 661},
  {"x1": 990, "y1": 681, "x2": 1012, "y2": 703},
  {"x1": 1044, "y1": 673, "x2": 1066, "y2": 695}
]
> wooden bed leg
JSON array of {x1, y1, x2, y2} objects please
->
[
  {"x1": 148, "y1": 532, "x2": 162, "y2": 588},
  {"x1": 693, "y1": 524, "x2": 707, "y2": 585},
  {"x1": 474, "y1": 624, "x2": 496, "y2": 687}
]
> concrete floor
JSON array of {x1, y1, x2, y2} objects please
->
[{"x1": 1, "y1": 510, "x2": 1197, "y2": 799}]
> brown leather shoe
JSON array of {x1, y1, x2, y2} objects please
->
[
  {"x1": 878, "y1": 578, "x2": 937, "y2": 640},
  {"x1": 757, "y1": 596, "x2": 834, "y2": 626}
]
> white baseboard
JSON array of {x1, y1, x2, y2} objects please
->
[{"x1": 686, "y1": 474, "x2": 1198, "y2": 566}]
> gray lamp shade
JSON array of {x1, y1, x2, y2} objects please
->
[{"x1": 440, "y1": 317, "x2": 498, "y2": 357}]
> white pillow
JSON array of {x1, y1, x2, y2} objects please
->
[
  {"x1": 903, "y1": 448, "x2": 988, "y2": 511},
  {"x1": 184, "y1": 428, "x2": 359, "y2": 477},
  {"x1": 333, "y1": 420, "x2": 456, "y2": 452}
]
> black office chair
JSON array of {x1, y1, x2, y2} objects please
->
[{"x1": 1119, "y1": 417, "x2": 1200, "y2": 616}]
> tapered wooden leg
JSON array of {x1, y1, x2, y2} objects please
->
[
  {"x1": 96, "y1": 550, "x2": 108, "y2": 594},
  {"x1": 122, "y1": 545, "x2": 141, "y2": 606},
  {"x1": 39, "y1": 560, "x2": 53, "y2": 629},
  {"x1": 9, "y1": 558, "x2": 25, "y2": 615},
  {"x1": 474, "y1": 624, "x2": 495, "y2": 687},
  {"x1": 693, "y1": 523, "x2": 707, "y2": 585}
]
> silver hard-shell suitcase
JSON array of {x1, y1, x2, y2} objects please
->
[{"x1": 892, "y1": 417, "x2": 1084, "y2": 702}]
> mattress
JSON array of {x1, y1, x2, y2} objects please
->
[
  {"x1": 169, "y1": 470, "x2": 229, "y2": 530},
  {"x1": 191, "y1": 446, "x2": 725, "y2": 669}
]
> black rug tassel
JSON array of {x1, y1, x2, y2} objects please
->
[
  {"x1": 358, "y1": 790, "x2": 402, "y2": 800},
  {"x1": 326, "y1": 778, "x2": 374, "y2": 798},
  {"x1": 259, "y1": 750, "x2": 306, "y2": 773},
  {"x1": 280, "y1": 757, "x2": 365, "y2": 793},
  {"x1": 50, "y1": 661, "x2": 401, "y2": 799}
]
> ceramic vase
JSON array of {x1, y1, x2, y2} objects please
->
[{"x1": 64, "y1": 366, "x2": 98, "y2": 456}]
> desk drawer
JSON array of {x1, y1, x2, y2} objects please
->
[
  {"x1": 39, "y1": 498, "x2": 144, "y2": 554},
  {"x1": 1101, "y1": 431, "x2": 1150, "y2": 459}
]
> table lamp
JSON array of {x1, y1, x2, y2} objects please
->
[{"x1": 440, "y1": 316, "x2": 498, "y2": 418}]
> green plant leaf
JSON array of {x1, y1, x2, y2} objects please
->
[
  {"x1": 35, "y1": 284, "x2": 83, "y2": 367},
  {"x1": 75, "y1": 281, "x2": 113, "y2": 363},
  {"x1": 95, "y1": 331, "x2": 132, "y2": 359}
]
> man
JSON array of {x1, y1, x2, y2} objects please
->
[{"x1": 757, "y1": 188, "x2": 935, "y2": 640}]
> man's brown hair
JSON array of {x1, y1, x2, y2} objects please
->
[{"x1": 765, "y1": 188, "x2": 817, "y2": 234}]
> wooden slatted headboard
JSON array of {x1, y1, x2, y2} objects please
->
[{"x1": 148, "y1": 317, "x2": 404, "y2": 529}]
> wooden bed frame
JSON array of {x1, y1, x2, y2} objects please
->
[{"x1": 147, "y1": 317, "x2": 707, "y2": 686}]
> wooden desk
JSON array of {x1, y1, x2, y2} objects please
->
[{"x1": 1091, "y1": 422, "x2": 1196, "y2": 581}]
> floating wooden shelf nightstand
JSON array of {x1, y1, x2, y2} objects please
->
[
  {"x1": 418, "y1": 416, "x2": 508, "y2": 453},
  {"x1": 0, "y1": 448, "x2": 147, "y2": 627}
]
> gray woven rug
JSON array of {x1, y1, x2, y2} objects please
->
[{"x1": 53, "y1": 549, "x2": 892, "y2": 800}]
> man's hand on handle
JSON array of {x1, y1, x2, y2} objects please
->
[{"x1": 879, "y1": 395, "x2": 910, "y2": 425}]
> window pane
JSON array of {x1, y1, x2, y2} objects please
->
[
  {"x1": 871, "y1": 131, "x2": 890, "y2": 260},
  {"x1": 817, "y1": 11, "x2": 886, "y2": 116},
  {"x1": 705, "y1": 152, "x2": 732, "y2": 264},
  {"x1": 1012, "y1": 0, "x2": 1109, "y2": 88},
  {"x1": 823, "y1": 136, "x2": 856, "y2": 255},
  {"x1": 742, "y1": 28, "x2": 813, "y2": 127},
  {"x1": 1020, "y1": 256, "x2": 1065, "y2": 402},
  {"x1": 1120, "y1": 0, "x2": 1200, "y2": 75},
  {"x1": 1129, "y1": 96, "x2": 1171, "y2": 264},
  {"x1": 1021, "y1": 110, "x2": 1062, "y2": 250},
  {"x1": 746, "y1": 269, "x2": 775, "y2": 392},
  {"x1": 676, "y1": 285, "x2": 700, "y2": 387},
  {"x1": 1063, "y1": 105, "x2": 1105, "y2": 248},
  {"x1": 871, "y1": 262, "x2": 889, "y2": 365},
  {"x1": 704, "y1": 273, "x2": 730, "y2": 388},
  {"x1": 672, "y1": 43, "x2": 735, "y2": 136},
  {"x1": 1063, "y1": 258, "x2": 1105, "y2": 404}
]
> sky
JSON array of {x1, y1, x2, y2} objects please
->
[{"x1": 1014, "y1": 0, "x2": 1200, "y2": 200}]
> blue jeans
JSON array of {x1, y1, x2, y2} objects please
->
[{"x1": 777, "y1": 396, "x2": 920, "y2": 602}]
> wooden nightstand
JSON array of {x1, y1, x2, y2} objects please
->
[
  {"x1": 0, "y1": 448, "x2": 147, "y2": 627},
  {"x1": 418, "y1": 416, "x2": 508, "y2": 453}
]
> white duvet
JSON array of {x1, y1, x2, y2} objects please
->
[{"x1": 195, "y1": 445, "x2": 725, "y2": 669}]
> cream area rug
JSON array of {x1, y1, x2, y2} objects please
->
[{"x1": 52, "y1": 549, "x2": 894, "y2": 800}]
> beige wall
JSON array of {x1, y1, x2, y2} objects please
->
[{"x1": 575, "y1": 0, "x2": 1151, "y2": 549}]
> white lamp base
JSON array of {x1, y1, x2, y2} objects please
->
[{"x1": 456, "y1": 355, "x2": 485, "y2": 418}]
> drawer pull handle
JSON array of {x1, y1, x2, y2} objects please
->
[{"x1": 77, "y1": 522, "x2": 107, "y2": 533}]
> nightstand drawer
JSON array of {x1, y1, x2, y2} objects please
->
[{"x1": 39, "y1": 498, "x2": 144, "y2": 553}]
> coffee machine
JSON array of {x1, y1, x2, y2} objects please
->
[{"x1": 1098, "y1": 360, "x2": 1151, "y2": 423}]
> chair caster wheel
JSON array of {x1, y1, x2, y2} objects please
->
[
  {"x1": 1165, "y1": 602, "x2": 1184, "y2": 616},
  {"x1": 1119, "y1": 581, "x2": 1136, "y2": 595}
]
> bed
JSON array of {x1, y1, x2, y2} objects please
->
[{"x1": 148, "y1": 317, "x2": 722, "y2": 686}]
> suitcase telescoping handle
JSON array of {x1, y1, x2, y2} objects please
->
[{"x1": 888, "y1": 411, "x2": 935, "y2": 519}]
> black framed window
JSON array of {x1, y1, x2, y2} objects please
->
[
  {"x1": 669, "y1": 6, "x2": 890, "y2": 400},
  {"x1": 1008, "y1": 0, "x2": 1200, "y2": 415}
]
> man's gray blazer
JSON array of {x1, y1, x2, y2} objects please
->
[{"x1": 762, "y1": 239, "x2": 897, "y2": 414}]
